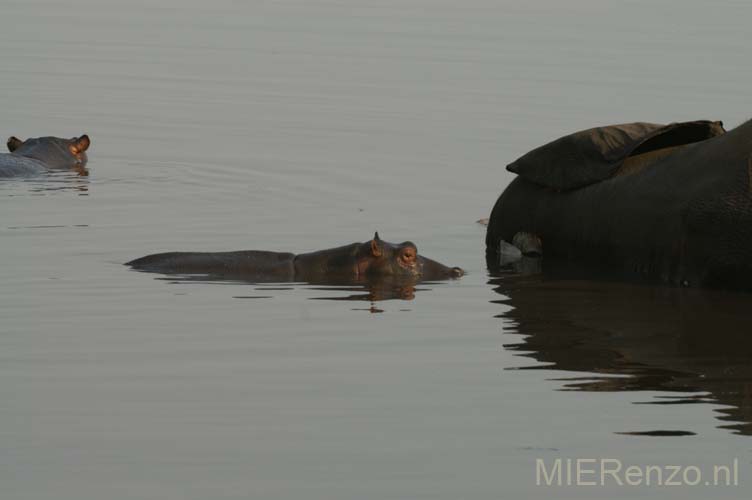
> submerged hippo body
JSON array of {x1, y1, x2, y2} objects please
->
[
  {"x1": 127, "y1": 233, "x2": 464, "y2": 283},
  {"x1": 0, "y1": 134, "x2": 90, "y2": 178}
]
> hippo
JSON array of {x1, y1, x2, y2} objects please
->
[
  {"x1": 127, "y1": 232, "x2": 464, "y2": 283},
  {"x1": 486, "y1": 118, "x2": 752, "y2": 291},
  {"x1": 0, "y1": 134, "x2": 90, "y2": 178}
]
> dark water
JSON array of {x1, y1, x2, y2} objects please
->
[
  {"x1": 492, "y1": 273, "x2": 752, "y2": 435},
  {"x1": 2, "y1": 1, "x2": 751, "y2": 498}
]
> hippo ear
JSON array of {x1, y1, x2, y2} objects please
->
[
  {"x1": 7, "y1": 136, "x2": 23, "y2": 152},
  {"x1": 370, "y1": 234, "x2": 383, "y2": 257},
  {"x1": 69, "y1": 134, "x2": 90, "y2": 154}
]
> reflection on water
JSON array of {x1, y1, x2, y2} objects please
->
[
  {"x1": 489, "y1": 271, "x2": 752, "y2": 435},
  {"x1": 0, "y1": 168, "x2": 89, "y2": 195},
  {"x1": 6, "y1": 224, "x2": 89, "y2": 230},
  {"x1": 136, "y1": 271, "x2": 449, "y2": 305}
]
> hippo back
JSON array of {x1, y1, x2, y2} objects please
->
[
  {"x1": 127, "y1": 250, "x2": 297, "y2": 281},
  {"x1": 0, "y1": 153, "x2": 47, "y2": 178}
]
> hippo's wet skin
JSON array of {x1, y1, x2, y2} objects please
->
[
  {"x1": 127, "y1": 233, "x2": 464, "y2": 283},
  {"x1": 0, "y1": 134, "x2": 90, "y2": 178},
  {"x1": 487, "y1": 118, "x2": 752, "y2": 291}
]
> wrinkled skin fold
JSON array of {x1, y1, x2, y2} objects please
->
[
  {"x1": 127, "y1": 232, "x2": 464, "y2": 284},
  {"x1": 486, "y1": 117, "x2": 752, "y2": 291}
]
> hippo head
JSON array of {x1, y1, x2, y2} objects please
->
[
  {"x1": 355, "y1": 232, "x2": 464, "y2": 280},
  {"x1": 7, "y1": 134, "x2": 90, "y2": 169},
  {"x1": 355, "y1": 232, "x2": 423, "y2": 279}
]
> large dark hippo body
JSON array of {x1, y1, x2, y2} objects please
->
[
  {"x1": 128, "y1": 233, "x2": 464, "y2": 283},
  {"x1": 0, "y1": 134, "x2": 90, "y2": 178},
  {"x1": 486, "y1": 118, "x2": 752, "y2": 291}
]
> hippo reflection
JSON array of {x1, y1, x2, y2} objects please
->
[
  {"x1": 127, "y1": 232, "x2": 464, "y2": 290},
  {"x1": 0, "y1": 134, "x2": 90, "y2": 177},
  {"x1": 489, "y1": 272, "x2": 752, "y2": 435}
]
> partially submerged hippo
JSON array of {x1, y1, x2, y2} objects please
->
[
  {"x1": 127, "y1": 233, "x2": 464, "y2": 283},
  {"x1": 0, "y1": 134, "x2": 90, "y2": 178},
  {"x1": 486, "y1": 118, "x2": 752, "y2": 291}
]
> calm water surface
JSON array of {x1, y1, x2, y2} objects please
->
[{"x1": 2, "y1": 1, "x2": 751, "y2": 498}]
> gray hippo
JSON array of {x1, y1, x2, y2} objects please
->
[
  {"x1": 0, "y1": 134, "x2": 90, "y2": 178},
  {"x1": 127, "y1": 232, "x2": 464, "y2": 283},
  {"x1": 486, "y1": 118, "x2": 752, "y2": 291}
]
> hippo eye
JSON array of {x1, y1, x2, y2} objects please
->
[{"x1": 401, "y1": 249, "x2": 416, "y2": 262}]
